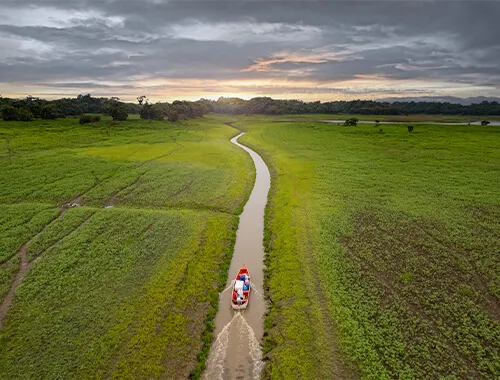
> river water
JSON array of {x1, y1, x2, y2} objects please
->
[{"x1": 202, "y1": 132, "x2": 271, "y2": 380}]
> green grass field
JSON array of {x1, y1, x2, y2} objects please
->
[
  {"x1": 1, "y1": 114, "x2": 499, "y2": 379},
  {"x1": 235, "y1": 117, "x2": 500, "y2": 379},
  {"x1": 0, "y1": 117, "x2": 254, "y2": 379}
]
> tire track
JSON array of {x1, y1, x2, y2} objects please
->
[
  {"x1": 0, "y1": 206, "x2": 96, "y2": 329},
  {"x1": 105, "y1": 141, "x2": 184, "y2": 207}
]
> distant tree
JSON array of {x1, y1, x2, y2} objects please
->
[
  {"x1": 138, "y1": 96, "x2": 156, "y2": 122},
  {"x1": 53, "y1": 99, "x2": 83, "y2": 116},
  {"x1": 407, "y1": 125, "x2": 414, "y2": 133},
  {"x1": 1, "y1": 105, "x2": 33, "y2": 121},
  {"x1": 40, "y1": 104, "x2": 58, "y2": 119},
  {"x1": 344, "y1": 117, "x2": 358, "y2": 126},
  {"x1": 22, "y1": 95, "x2": 44, "y2": 117},
  {"x1": 151, "y1": 104, "x2": 165, "y2": 120},
  {"x1": 138, "y1": 101, "x2": 165, "y2": 121},
  {"x1": 168, "y1": 110, "x2": 179, "y2": 122},
  {"x1": 139, "y1": 101, "x2": 152, "y2": 121},
  {"x1": 481, "y1": 120, "x2": 490, "y2": 126},
  {"x1": 16, "y1": 108, "x2": 34, "y2": 121},
  {"x1": 110, "y1": 107, "x2": 128, "y2": 121},
  {"x1": 108, "y1": 98, "x2": 128, "y2": 121},
  {"x1": 1, "y1": 105, "x2": 20, "y2": 121}
]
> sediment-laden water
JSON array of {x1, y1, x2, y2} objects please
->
[{"x1": 203, "y1": 132, "x2": 271, "y2": 380}]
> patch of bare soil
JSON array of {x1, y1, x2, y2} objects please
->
[
  {"x1": 0, "y1": 210, "x2": 95, "y2": 329},
  {"x1": 0, "y1": 243, "x2": 32, "y2": 329}
]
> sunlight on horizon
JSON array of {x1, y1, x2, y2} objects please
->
[{"x1": 2, "y1": 76, "x2": 497, "y2": 103}]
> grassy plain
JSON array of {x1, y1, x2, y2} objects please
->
[
  {"x1": 235, "y1": 117, "x2": 500, "y2": 379},
  {"x1": 229, "y1": 113, "x2": 500, "y2": 123},
  {"x1": 0, "y1": 116, "x2": 254, "y2": 379}
]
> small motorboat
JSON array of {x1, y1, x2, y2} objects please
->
[{"x1": 232, "y1": 265, "x2": 251, "y2": 310}]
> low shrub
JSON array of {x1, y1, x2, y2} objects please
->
[
  {"x1": 154, "y1": 113, "x2": 164, "y2": 121},
  {"x1": 344, "y1": 117, "x2": 359, "y2": 126},
  {"x1": 79, "y1": 114, "x2": 101, "y2": 124},
  {"x1": 110, "y1": 107, "x2": 128, "y2": 121}
]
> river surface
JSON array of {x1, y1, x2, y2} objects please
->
[{"x1": 203, "y1": 132, "x2": 271, "y2": 380}]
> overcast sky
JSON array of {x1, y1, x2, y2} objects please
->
[{"x1": 0, "y1": 0, "x2": 499, "y2": 102}]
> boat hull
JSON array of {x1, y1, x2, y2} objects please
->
[
  {"x1": 231, "y1": 265, "x2": 251, "y2": 310},
  {"x1": 231, "y1": 302, "x2": 249, "y2": 310}
]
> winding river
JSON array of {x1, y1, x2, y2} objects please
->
[{"x1": 203, "y1": 132, "x2": 271, "y2": 380}]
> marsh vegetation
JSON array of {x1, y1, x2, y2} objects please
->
[
  {"x1": 0, "y1": 116, "x2": 254, "y2": 379},
  {"x1": 236, "y1": 118, "x2": 500, "y2": 379}
]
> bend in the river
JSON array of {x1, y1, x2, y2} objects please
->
[{"x1": 202, "y1": 132, "x2": 271, "y2": 380}]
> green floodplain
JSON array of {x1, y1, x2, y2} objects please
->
[{"x1": 0, "y1": 115, "x2": 499, "y2": 379}]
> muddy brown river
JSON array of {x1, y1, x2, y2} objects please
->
[{"x1": 202, "y1": 132, "x2": 271, "y2": 380}]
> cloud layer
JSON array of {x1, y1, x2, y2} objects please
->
[{"x1": 1, "y1": 1, "x2": 499, "y2": 101}]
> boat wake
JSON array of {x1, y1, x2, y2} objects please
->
[
  {"x1": 203, "y1": 312, "x2": 264, "y2": 380},
  {"x1": 241, "y1": 312, "x2": 265, "y2": 380},
  {"x1": 203, "y1": 313, "x2": 235, "y2": 380},
  {"x1": 219, "y1": 282, "x2": 235, "y2": 299},
  {"x1": 249, "y1": 282, "x2": 264, "y2": 300}
]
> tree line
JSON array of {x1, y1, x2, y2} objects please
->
[
  {"x1": 1, "y1": 94, "x2": 500, "y2": 122},
  {"x1": 0, "y1": 94, "x2": 141, "y2": 121},
  {"x1": 0, "y1": 94, "x2": 211, "y2": 122},
  {"x1": 209, "y1": 97, "x2": 500, "y2": 116}
]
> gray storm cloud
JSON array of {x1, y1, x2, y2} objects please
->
[{"x1": 0, "y1": 1, "x2": 499, "y2": 100}]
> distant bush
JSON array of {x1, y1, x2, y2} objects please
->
[
  {"x1": 40, "y1": 104, "x2": 59, "y2": 119},
  {"x1": 110, "y1": 107, "x2": 128, "y2": 121},
  {"x1": 17, "y1": 108, "x2": 34, "y2": 121},
  {"x1": 79, "y1": 114, "x2": 101, "y2": 124},
  {"x1": 1, "y1": 105, "x2": 19, "y2": 121},
  {"x1": 481, "y1": 120, "x2": 490, "y2": 126},
  {"x1": 344, "y1": 117, "x2": 358, "y2": 126},
  {"x1": 407, "y1": 125, "x2": 414, "y2": 133},
  {"x1": 168, "y1": 110, "x2": 179, "y2": 122},
  {"x1": 139, "y1": 103, "x2": 169, "y2": 121},
  {"x1": 139, "y1": 103, "x2": 153, "y2": 120},
  {"x1": 153, "y1": 111, "x2": 164, "y2": 121},
  {"x1": 1, "y1": 105, "x2": 33, "y2": 121}
]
